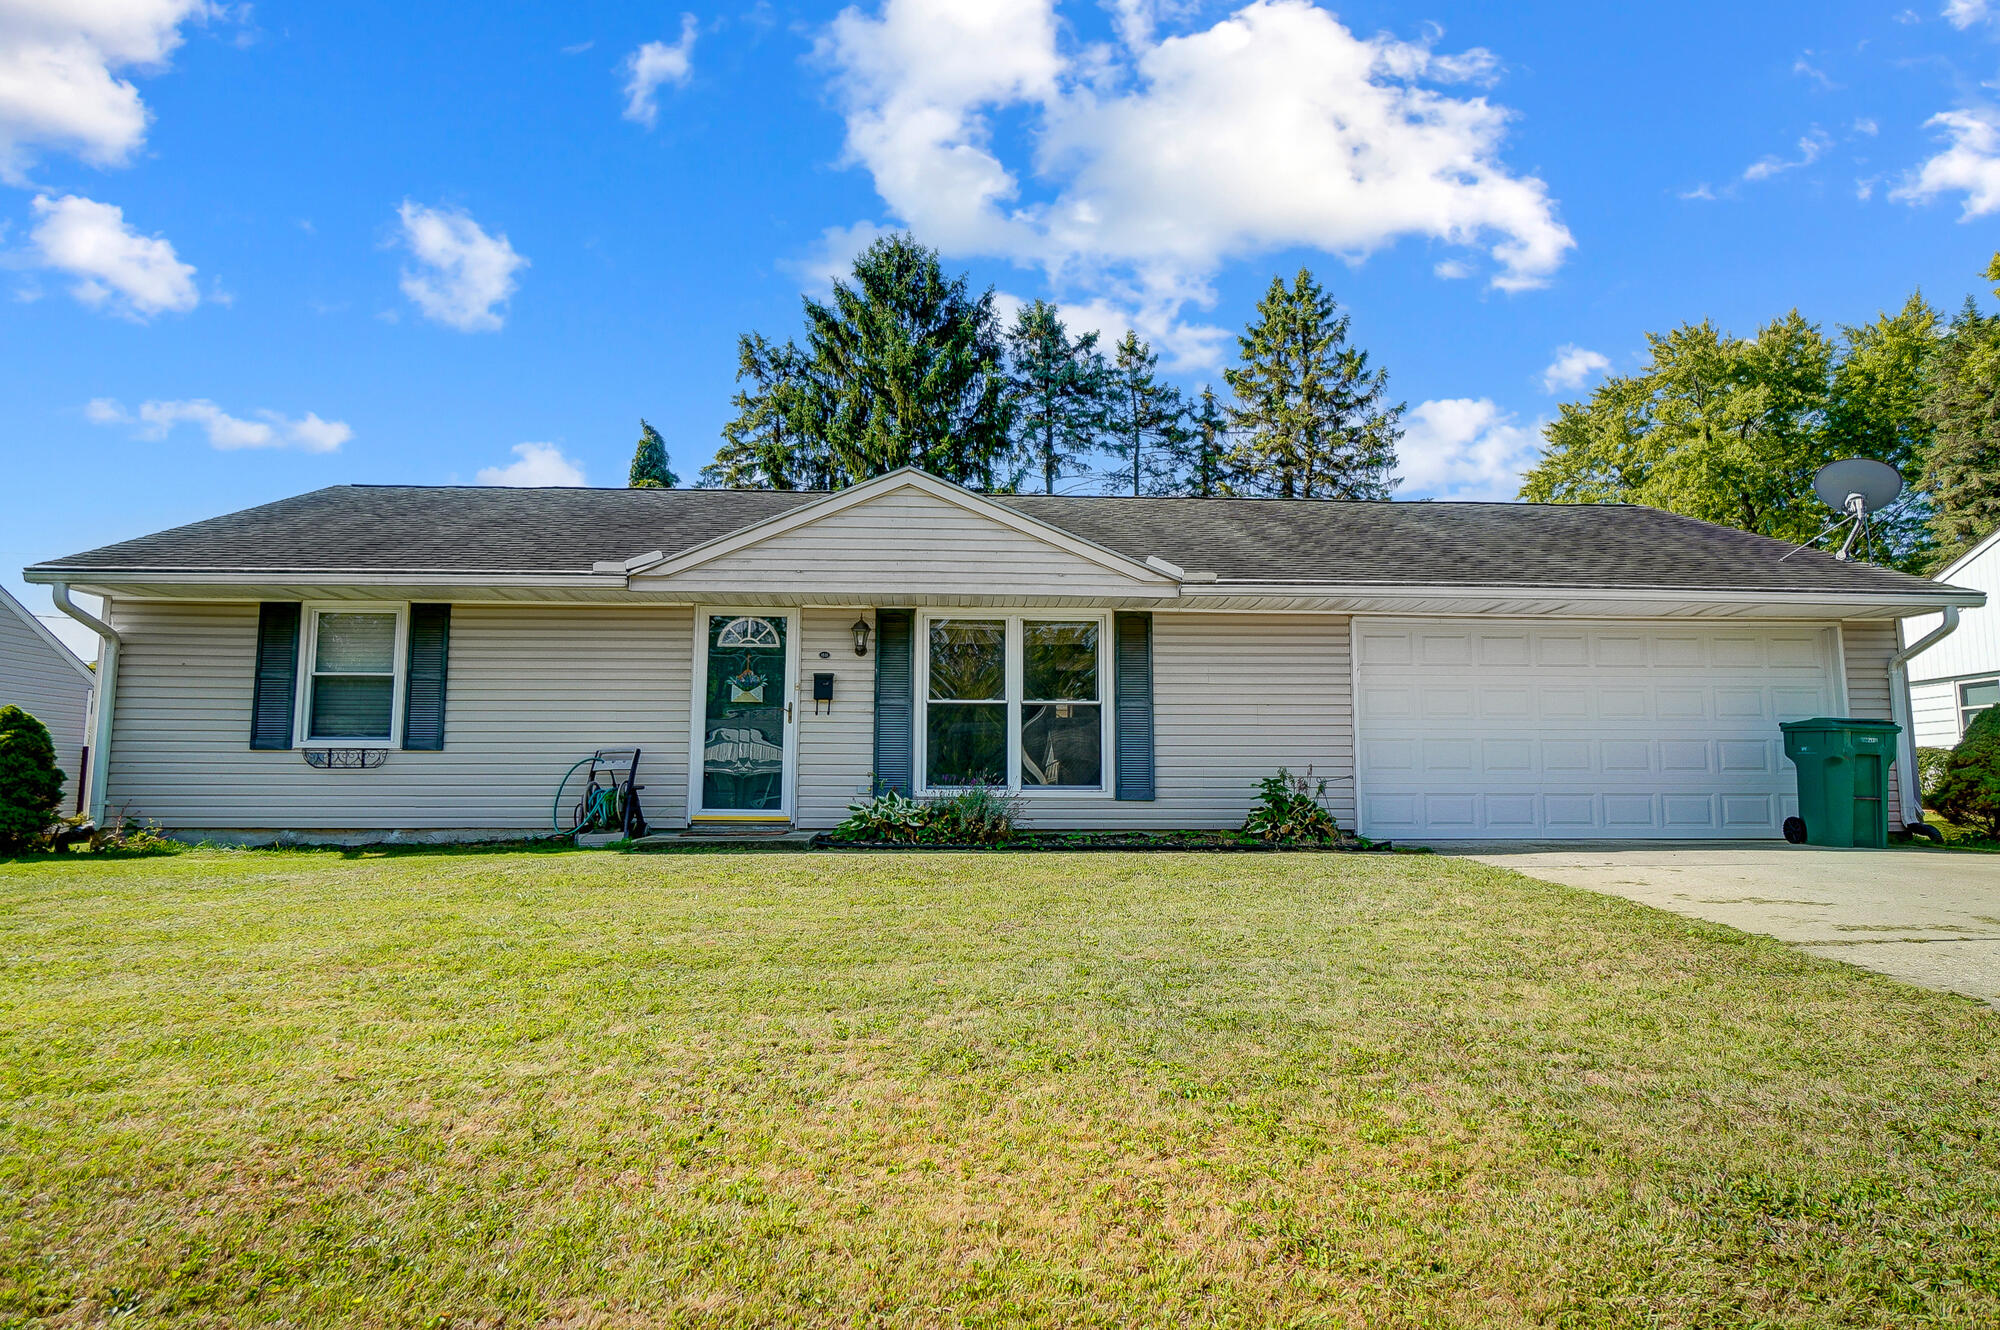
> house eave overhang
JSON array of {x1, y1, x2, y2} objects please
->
[{"x1": 1175, "y1": 581, "x2": 1986, "y2": 620}]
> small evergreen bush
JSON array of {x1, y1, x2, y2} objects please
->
[
  {"x1": 1242, "y1": 766, "x2": 1343, "y2": 844},
  {"x1": 0, "y1": 705, "x2": 65, "y2": 852},
  {"x1": 1929, "y1": 709, "x2": 2000, "y2": 838}
]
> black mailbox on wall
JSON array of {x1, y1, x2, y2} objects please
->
[{"x1": 812, "y1": 672, "x2": 835, "y2": 704}]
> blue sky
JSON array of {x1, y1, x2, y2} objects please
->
[{"x1": 4, "y1": 0, "x2": 1998, "y2": 652}]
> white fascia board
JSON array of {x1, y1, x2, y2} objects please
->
[
  {"x1": 625, "y1": 468, "x2": 1179, "y2": 587},
  {"x1": 1178, "y1": 581, "x2": 1987, "y2": 614},
  {"x1": 0, "y1": 582, "x2": 96, "y2": 682}
]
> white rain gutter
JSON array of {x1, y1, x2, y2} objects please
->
[
  {"x1": 1890, "y1": 606, "x2": 1959, "y2": 831},
  {"x1": 48, "y1": 583, "x2": 119, "y2": 826}
]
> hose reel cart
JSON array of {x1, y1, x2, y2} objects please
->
[{"x1": 553, "y1": 748, "x2": 647, "y2": 840}]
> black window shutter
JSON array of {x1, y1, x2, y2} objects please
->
[
  {"x1": 403, "y1": 604, "x2": 451, "y2": 751},
  {"x1": 872, "y1": 608, "x2": 914, "y2": 795},
  {"x1": 1114, "y1": 611, "x2": 1155, "y2": 801},
  {"x1": 249, "y1": 602, "x2": 301, "y2": 750}
]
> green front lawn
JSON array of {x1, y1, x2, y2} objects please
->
[{"x1": 2, "y1": 849, "x2": 1996, "y2": 1327}]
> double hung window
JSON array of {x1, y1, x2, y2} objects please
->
[
  {"x1": 1960, "y1": 677, "x2": 2000, "y2": 737},
  {"x1": 921, "y1": 614, "x2": 1108, "y2": 792},
  {"x1": 301, "y1": 606, "x2": 406, "y2": 744}
]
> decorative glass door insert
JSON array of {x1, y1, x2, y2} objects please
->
[{"x1": 701, "y1": 614, "x2": 788, "y2": 812}]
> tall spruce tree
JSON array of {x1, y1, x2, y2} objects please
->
[
  {"x1": 707, "y1": 234, "x2": 1013, "y2": 489},
  {"x1": 1922, "y1": 256, "x2": 2000, "y2": 564},
  {"x1": 804, "y1": 234, "x2": 1013, "y2": 487},
  {"x1": 1005, "y1": 299, "x2": 1106, "y2": 494},
  {"x1": 1166, "y1": 385, "x2": 1234, "y2": 496},
  {"x1": 1102, "y1": 329, "x2": 1187, "y2": 495},
  {"x1": 1223, "y1": 269, "x2": 1402, "y2": 498},
  {"x1": 627, "y1": 419, "x2": 679, "y2": 488},
  {"x1": 705, "y1": 334, "x2": 828, "y2": 488}
]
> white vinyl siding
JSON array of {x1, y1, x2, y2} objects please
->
[
  {"x1": 1909, "y1": 678, "x2": 1963, "y2": 748},
  {"x1": 794, "y1": 608, "x2": 877, "y2": 827},
  {"x1": 1840, "y1": 619, "x2": 1904, "y2": 831},
  {"x1": 104, "y1": 601, "x2": 693, "y2": 831},
  {"x1": 1901, "y1": 536, "x2": 2000, "y2": 685},
  {"x1": 630, "y1": 487, "x2": 1165, "y2": 603},
  {"x1": 0, "y1": 591, "x2": 93, "y2": 812},
  {"x1": 1355, "y1": 619, "x2": 1841, "y2": 840}
]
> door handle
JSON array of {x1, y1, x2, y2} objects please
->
[{"x1": 785, "y1": 703, "x2": 793, "y2": 722}]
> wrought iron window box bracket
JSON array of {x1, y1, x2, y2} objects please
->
[{"x1": 302, "y1": 748, "x2": 390, "y2": 770}]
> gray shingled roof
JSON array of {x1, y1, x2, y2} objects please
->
[{"x1": 31, "y1": 482, "x2": 1958, "y2": 597}]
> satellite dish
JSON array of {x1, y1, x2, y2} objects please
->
[
  {"x1": 1813, "y1": 458, "x2": 1903, "y2": 514},
  {"x1": 1796, "y1": 458, "x2": 1905, "y2": 564}
]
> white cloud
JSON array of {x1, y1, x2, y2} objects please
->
[
  {"x1": 477, "y1": 442, "x2": 586, "y2": 487},
  {"x1": 621, "y1": 14, "x2": 698, "y2": 128},
  {"x1": 1892, "y1": 108, "x2": 2000, "y2": 218},
  {"x1": 1944, "y1": 1, "x2": 1993, "y2": 29},
  {"x1": 1852, "y1": 117, "x2": 1878, "y2": 136},
  {"x1": 1792, "y1": 57, "x2": 1838, "y2": 91},
  {"x1": 1433, "y1": 258, "x2": 1473, "y2": 279},
  {"x1": 28, "y1": 193, "x2": 196, "y2": 318},
  {"x1": 0, "y1": 0, "x2": 213, "y2": 182},
  {"x1": 816, "y1": 0, "x2": 1571, "y2": 358},
  {"x1": 1743, "y1": 128, "x2": 1831, "y2": 182},
  {"x1": 393, "y1": 200, "x2": 527, "y2": 332},
  {"x1": 1540, "y1": 344, "x2": 1611, "y2": 393},
  {"x1": 1395, "y1": 397, "x2": 1542, "y2": 501},
  {"x1": 87, "y1": 396, "x2": 351, "y2": 451}
]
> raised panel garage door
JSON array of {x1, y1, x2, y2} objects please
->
[{"x1": 1354, "y1": 620, "x2": 1840, "y2": 840}]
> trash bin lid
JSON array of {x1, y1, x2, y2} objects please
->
[{"x1": 1778, "y1": 716, "x2": 1903, "y2": 734}]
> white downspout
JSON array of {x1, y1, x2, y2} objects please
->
[
  {"x1": 1891, "y1": 606, "x2": 1959, "y2": 831},
  {"x1": 49, "y1": 583, "x2": 119, "y2": 826}
]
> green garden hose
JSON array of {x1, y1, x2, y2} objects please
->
[{"x1": 552, "y1": 756, "x2": 595, "y2": 834}]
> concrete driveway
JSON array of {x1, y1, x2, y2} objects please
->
[{"x1": 1457, "y1": 844, "x2": 2000, "y2": 1006}]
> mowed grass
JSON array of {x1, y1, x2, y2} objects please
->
[{"x1": 1, "y1": 850, "x2": 1997, "y2": 1328}]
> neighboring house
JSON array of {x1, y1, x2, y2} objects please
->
[
  {"x1": 0, "y1": 582, "x2": 96, "y2": 813},
  {"x1": 23, "y1": 469, "x2": 1980, "y2": 842},
  {"x1": 1903, "y1": 528, "x2": 2000, "y2": 750}
]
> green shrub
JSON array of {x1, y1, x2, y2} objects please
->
[
  {"x1": 834, "y1": 786, "x2": 1023, "y2": 845},
  {"x1": 1242, "y1": 766, "x2": 1343, "y2": 844},
  {"x1": 0, "y1": 705, "x2": 65, "y2": 852},
  {"x1": 1929, "y1": 709, "x2": 2000, "y2": 838}
]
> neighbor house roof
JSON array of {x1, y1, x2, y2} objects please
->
[{"x1": 26, "y1": 480, "x2": 1970, "y2": 599}]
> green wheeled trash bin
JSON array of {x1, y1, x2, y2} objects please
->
[{"x1": 1778, "y1": 717, "x2": 1901, "y2": 848}]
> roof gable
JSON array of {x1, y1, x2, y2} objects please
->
[{"x1": 627, "y1": 470, "x2": 1180, "y2": 600}]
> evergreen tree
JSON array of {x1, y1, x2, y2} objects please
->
[
  {"x1": 706, "y1": 234, "x2": 1013, "y2": 490},
  {"x1": 1223, "y1": 269, "x2": 1402, "y2": 498},
  {"x1": 1102, "y1": 329, "x2": 1187, "y2": 495},
  {"x1": 1921, "y1": 256, "x2": 2000, "y2": 564},
  {"x1": 0, "y1": 705, "x2": 63, "y2": 852},
  {"x1": 805, "y1": 234, "x2": 1013, "y2": 487},
  {"x1": 1164, "y1": 385, "x2": 1235, "y2": 497},
  {"x1": 705, "y1": 334, "x2": 827, "y2": 489},
  {"x1": 627, "y1": 419, "x2": 679, "y2": 489},
  {"x1": 1004, "y1": 300, "x2": 1106, "y2": 494}
]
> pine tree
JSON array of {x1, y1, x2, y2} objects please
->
[
  {"x1": 1004, "y1": 300, "x2": 1106, "y2": 494},
  {"x1": 1922, "y1": 256, "x2": 2000, "y2": 564},
  {"x1": 1165, "y1": 385, "x2": 1235, "y2": 496},
  {"x1": 803, "y1": 234, "x2": 1013, "y2": 488},
  {"x1": 1102, "y1": 329, "x2": 1187, "y2": 496},
  {"x1": 0, "y1": 705, "x2": 63, "y2": 852},
  {"x1": 705, "y1": 334, "x2": 828, "y2": 489},
  {"x1": 1223, "y1": 269, "x2": 1402, "y2": 499},
  {"x1": 627, "y1": 419, "x2": 679, "y2": 488}
]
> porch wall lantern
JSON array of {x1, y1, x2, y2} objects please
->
[{"x1": 852, "y1": 616, "x2": 873, "y2": 657}]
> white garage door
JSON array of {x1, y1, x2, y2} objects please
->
[{"x1": 1354, "y1": 619, "x2": 1841, "y2": 840}]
